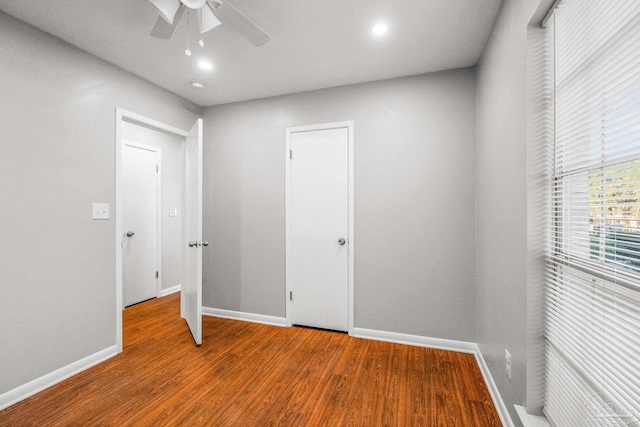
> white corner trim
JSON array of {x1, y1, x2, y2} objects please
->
[
  {"x1": 515, "y1": 405, "x2": 551, "y2": 427},
  {"x1": 0, "y1": 345, "x2": 118, "y2": 411},
  {"x1": 160, "y1": 284, "x2": 181, "y2": 297},
  {"x1": 474, "y1": 346, "x2": 515, "y2": 427},
  {"x1": 202, "y1": 307, "x2": 287, "y2": 327},
  {"x1": 352, "y1": 328, "x2": 477, "y2": 354}
]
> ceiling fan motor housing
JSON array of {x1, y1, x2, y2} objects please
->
[{"x1": 149, "y1": 0, "x2": 270, "y2": 46}]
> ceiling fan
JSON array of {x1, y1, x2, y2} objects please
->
[{"x1": 147, "y1": 0, "x2": 270, "y2": 47}]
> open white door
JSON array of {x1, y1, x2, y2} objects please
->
[{"x1": 182, "y1": 118, "x2": 204, "y2": 345}]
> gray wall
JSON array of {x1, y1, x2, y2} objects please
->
[
  {"x1": 475, "y1": 0, "x2": 546, "y2": 424},
  {"x1": 202, "y1": 69, "x2": 477, "y2": 341},
  {"x1": 122, "y1": 121, "x2": 185, "y2": 292},
  {"x1": 0, "y1": 12, "x2": 199, "y2": 395}
]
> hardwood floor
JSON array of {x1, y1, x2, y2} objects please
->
[{"x1": 0, "y1": 293, "x2": 500, "y2": 426}]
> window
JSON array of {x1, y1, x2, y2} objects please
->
[{"x1": 545, "y1": 0, "x2": 640, "y2": 425}]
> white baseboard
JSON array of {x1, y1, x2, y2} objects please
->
[
  {"x1": 353, "y1": 327, "x2": 477, "y2": 354},
  {"x1": 515, "y1": 405, "x2": 550, "y2": 427},
  {"x1": 202, "y1": 307, "x2": 287, "y2": 327},
  {"x1": 474, "y1": 346, "x2": 515, "y2": 427},
  {"x1": 160, "y1": 284, "x2": 181, "y2": 297},
  {"x1": 0, "y1": 345, "x2": 118, "y2": 411}
]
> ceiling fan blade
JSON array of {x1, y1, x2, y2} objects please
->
[
  {"x1": 199, "y1": 3, "x2": 222, "y2": 34},
  {"x1": 150, "y1": 4, "x2": 186, "y2": 39},
  {"x1": 208, "y1": 0, "x2": 271, "y2": 47},
  {"x1": 148, "y1": 0, "x2": 181, "y2": 24}
]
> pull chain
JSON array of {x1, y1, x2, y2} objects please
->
[{"x1": 185, "y1": 10, "x2": 192, "y2": 56}]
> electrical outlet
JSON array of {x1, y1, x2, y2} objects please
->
[{"x1": 505, "y1": 350, "x2": 512, "y2": 379}]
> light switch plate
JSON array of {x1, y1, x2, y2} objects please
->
[
  {"x1": 169, "y1": 207, "x2": 178, "y2": 217},
  {"x1": 93, "y1": 203, "x2": 110, "y2": 220}
]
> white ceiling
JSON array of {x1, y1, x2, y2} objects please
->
[{"x1": 0, "y1": 0, "x2": 502, "y2": 107}]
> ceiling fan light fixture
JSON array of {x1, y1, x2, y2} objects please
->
[
  {"x1": 190, "y1": 80, "x2": 206, "y2": 89},
  {"x1": 181, "y1": 0, "x2": 207, "y2": 9},
  {"x1": 198, "y1": 4, "x2": 222, "y2": 34},
  {"x1": 148, "y1": 0, "x2": 271, "y2": 47},
  {"x1": 148, "y1": 0, "x2": 181, "y2": 24}
]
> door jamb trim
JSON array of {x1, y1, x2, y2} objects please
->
[{"x1": 284, "y1": 120, "x2": 355, "y2": 335}]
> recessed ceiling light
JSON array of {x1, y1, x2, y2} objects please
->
[
  {"x1": 198, "y1": 60, "x2": 213, "y2": 71},
  {"x1": 190, "y1": 80, "x2": 206, "y2": 89},
  {"x1": 372, "y1": 23, "x2": 388, "y2": 36}
]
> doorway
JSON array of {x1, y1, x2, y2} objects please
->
[
  {"x1": 285, "y1": 121, "x2": 355, "y2": 334},
  {"x1": 115, "y1": 109, "x2": 205, "y2": 351},
  {"x1": 122, "y1": 141, "x2": 160, "y2": 307}
]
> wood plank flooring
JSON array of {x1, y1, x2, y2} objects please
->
[{"x1": 0, "y1": 293, "x2": 500, "y2": 426}]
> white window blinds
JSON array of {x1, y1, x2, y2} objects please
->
[{"x1": 545, "y1": 0, "x2": 640, "y2": 426}]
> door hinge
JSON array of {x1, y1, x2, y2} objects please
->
[
  {"x1": 290, "y1": 291, "x2": 293, "y2": 301},
  {"x1": 289, "y1": 150, "x2": 292, "y2": 159},
  {"x1": 156, "y1": 271, "x2": 159, "y2": 278},
  {"x1": 156, "y1": 165, "x2": 159, "y2": 173}
]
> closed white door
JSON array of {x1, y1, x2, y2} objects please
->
[
  {"x1": 182, "y1": 119, "x2": 204, "y2": 345},
  {"x1": 290, "y1": 127, "x2": 349, "y2": 331},
  {"x1": 123, "y1": 143, "x2": 158, "y2": 307}
]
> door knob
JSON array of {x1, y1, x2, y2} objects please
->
[
  {"x1": 126, "y1": 231, "x2": 135, "y2": 237},
  {"x1": 338, "y1": 238, "x2": 346, "y2": 246},
  {"x1": 201, "y1": 241, "x2": 209, "y2": 247},
  {"x1": 188, "y1": 241, "x2": 197, "y2": 247}
]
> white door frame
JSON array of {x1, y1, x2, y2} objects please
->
[
  {"x1": 122, "y1": 140, "x2": 162, "y2": 303},
  {"x1": 285, "y1": 120, "x2": 355, "y2": 335},
  {"x1": 115, "y1": 108, "x2": 188, "y2": 353}
]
